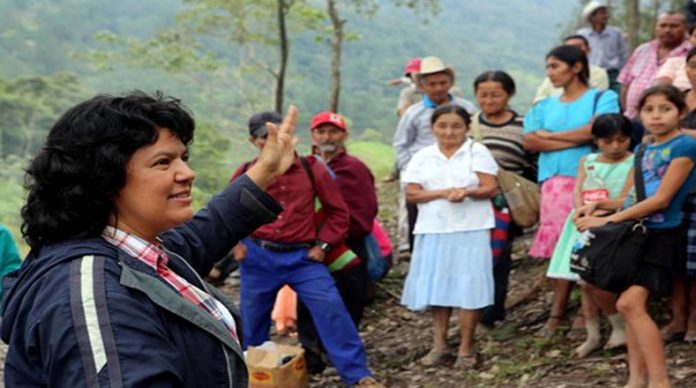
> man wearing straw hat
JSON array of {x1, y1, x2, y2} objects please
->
[
  {"x1": 392, "y1": 56, "x2": 477, "y2": 252},
  {"x1": 577, "y1": 0, "x2": 628, "y2": 93}
]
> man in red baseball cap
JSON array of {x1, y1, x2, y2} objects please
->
[
  {"x1": 310, "y1": 111, "x2": 348, "y2": 132},
  {"x1": 298, "y1": 111, "x2": 379, "y2": 375},
  {"x1": 309, "y1": 112, "x2": 377, "y2": 294}
]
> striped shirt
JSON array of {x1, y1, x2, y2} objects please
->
[
  {"x1": 101, "y1": 226, "x2": 239, "y2": 343},
  {"x1": 477, "y1": 112, "x2": 535, "y2": 176}
]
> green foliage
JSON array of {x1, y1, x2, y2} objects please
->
[
  {"x1": 0, "y1": 73, "x2": 85, "y2": 157},
  {"x1": 347, "y1": 140, "x2": 395, "y2": 180},
  {"x1": 333, "y1": 0, "x2": 441, "y2": 19},
  {"x1": 0, "y1": 0, "x2": 184, "y2": 77},
  {"x1": 0, "y1": 0, "x2": 579, "y2": 237},
  {"x1": 0, "y1": 0, "x2": 578, "y2": 140},
  {"x1": 0, "y1": 155, "x2": 28, "y2": 241},
  {"x1": 79, "y1": 30, "x2": 222, "y2": 73},
  {"x1": 356, "y1": 128, "x2": 385, "y2": 143},
  {"x1": 188, "y1": 121, "x2": 232, "y2": 209},
  {"x1": 617, "y1": 0, "x2": 686, "y2": 44}
]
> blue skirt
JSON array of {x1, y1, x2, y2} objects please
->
[{"x1": 401, "y1": 230, "x2": 494, "y2": 310}]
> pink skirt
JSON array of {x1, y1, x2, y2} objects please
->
[{"x1": 528, "y1": 176, "x2": 576, "y2": 259}]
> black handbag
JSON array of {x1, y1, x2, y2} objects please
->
[{"x1": 569, "y1": 144, "x2": 648, "y2": 293}]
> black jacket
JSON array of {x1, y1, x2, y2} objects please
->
[{"x1": 1, "y1": 175, "x2": 282, "y2": 387}]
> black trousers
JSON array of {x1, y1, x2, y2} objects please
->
[
  {"x1": 297, "y1": 238, "x2": 369, "y2": 373},
  {"x1": 406, "y1": 201, "x2": 418, "y2": 253},
  {"x1": 480, "y1": 223, "x2": 522, "y2": 325}
]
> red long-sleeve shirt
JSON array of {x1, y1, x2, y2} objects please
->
[
  {"x1": 230, "y1": 156, "x2": 349, "y2": 246},
  {"x1": 325, "y1": 149, "x2": 378, "y2": 240}
]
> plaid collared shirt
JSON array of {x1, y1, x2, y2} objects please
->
[
  {"x1": 618, "y1": 39, "x2": 692, "y2": 118},
  {"x1": 102, "y1": 226, "x2": 238, "y2": 343}
]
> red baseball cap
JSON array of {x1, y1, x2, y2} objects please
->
[
  {"x1": 310, "y1": 112, "x2": 346, "y2": 131},
  {"x1": 404, "y1": 58, "x2": 421, "y2": 76}
]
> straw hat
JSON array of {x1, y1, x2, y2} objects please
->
[
  {"x1": 582, "y1": 1, "x2": 607, "y2": 22},
  {"x1": 415, "y1": 56, "x2": 456, "y2": 84}
]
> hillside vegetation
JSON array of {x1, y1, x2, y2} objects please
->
[{"x1": 0, "y1": 0, "x2": 576, "y2": 241}]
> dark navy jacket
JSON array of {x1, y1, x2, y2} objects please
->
[{"x1": 1, "y1": 175, "x2": 282, "y2": 387}]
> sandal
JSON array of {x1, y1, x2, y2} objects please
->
[
  {"x1": 535, "y1": 315, "x2": 562, "y2": 338},
  {"x1": 684, "y1": 332, "x2": 696, "y2": 344},
  {"x1": 353, "y1": 377, "x2": 385, "y2": 388},
  {"x1": 660, "y1": 327, "x2": 685, "y2": 343},
  {"x1": 564, "y1": 315, "x2": 586, "y2": 340},
  {"x1": 453, "y1": 353, "x2": 478, "y2": 369},
  {"x1": 566, "y1": 327, "x2": 585, "y2": 340},
  {"x1": 420, "y1": 349, "x2": 449, "y2": 366}
]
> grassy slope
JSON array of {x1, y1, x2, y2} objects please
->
[{"x1": 347, "y1": 140, "x2": 396, "y2": 180}]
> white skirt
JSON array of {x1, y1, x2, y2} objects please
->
[{"x1": 401, "y1": 229, "x2": 494, "y2": 310}]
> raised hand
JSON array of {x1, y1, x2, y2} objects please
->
[{"x1": 247, "y1": 106, "x2": 299, "y2": 189}]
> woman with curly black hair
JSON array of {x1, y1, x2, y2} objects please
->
[{"x1": 1, "y1": 91, "x2": 298, "y2": 387}]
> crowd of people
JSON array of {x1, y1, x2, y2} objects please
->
[
  {"x1": 390, "y1": 2, "x2": 696, "y2": 387},
  {"x1": 4, "y1": 1, "x2": 696, "y2": 387}
]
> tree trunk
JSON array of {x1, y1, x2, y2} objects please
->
[
  {"x1": 651, "y1": 0, "x2": 660, "y2": 29},
  {"x1": 327, "y1": 0, "x2": 345, "y2": 112},
  {"x1": 625, "y1": 0, "x2": 640, "y2": 51},
  {"x1": 275, "y1": 0, "x2": 290, "y2": 113}
]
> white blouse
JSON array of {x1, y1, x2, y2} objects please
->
[{"x1": 402, "y1": 139, "x2": 498, "y2": 234}]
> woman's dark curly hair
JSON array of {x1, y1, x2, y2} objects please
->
[{"x1": 22, "y1": 91, "x2": 195, "y2": 248}]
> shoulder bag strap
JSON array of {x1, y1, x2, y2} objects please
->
[
  {"x1": 469, "y1": 112, "x2": 483, "y2": 142},
  {"x1": 299, "y1": 156, "x2": 316, "y2": 194},
  {"x1": 634, "y1": 143, "x2": 647, "y2": 203},
  {"x1": 592, "y1": 90, "x2": 605, "y2": 116}
]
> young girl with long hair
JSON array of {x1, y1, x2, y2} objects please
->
[
  {"x1": 577, "y1": 84, "x2": 696, "y2": 387},
  {"x1": 548, "y1": 113, "x2": 634, "y2": 357}
]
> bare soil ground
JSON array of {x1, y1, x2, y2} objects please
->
[{"x1": 283, "y1": 181, "x2": 696, "y2": 387}]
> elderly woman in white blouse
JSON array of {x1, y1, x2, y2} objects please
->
[{"x1": 401, "y1": 103, "x2": 498, "y2": 369}]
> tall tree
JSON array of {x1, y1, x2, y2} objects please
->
[
  {"x1": 81, "y1": 0, "x2": 314, "y2": 114},
  {"x1": 174, "y1": 0, "x2": 302, "y2": 113},
  {"x1": 326, "y1": 0, "x2": 344, "y2": 112},
  {"x1": 321, "y1": 0, "x2": 440, "y2": 112},
  {"x1": 276, "y1": 0, "x2": 292, "y2": 112},
  {"x1": 625, "y1": 0, "x2": 640, "y2": 51}
]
